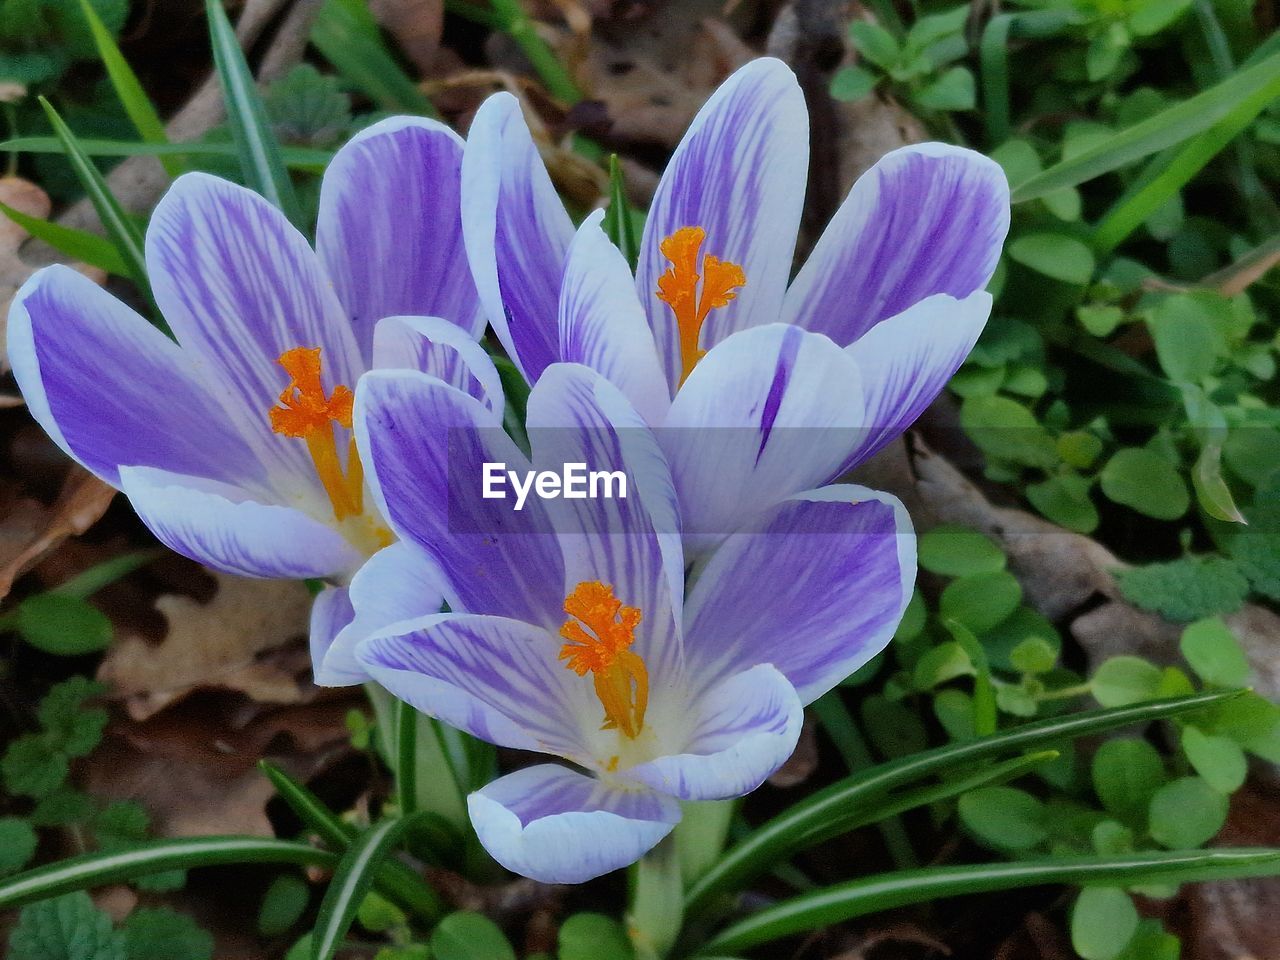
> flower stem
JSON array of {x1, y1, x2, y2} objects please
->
[
  {"x1": 628, "y1": 834, "x2": 683, "y2": 960},
  {"x1": 676, "y1": 800, "x2": 734, "y2": 887}
]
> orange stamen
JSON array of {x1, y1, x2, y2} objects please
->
[
  {"x1": 269, "y1": 347, "x2": 364, "y2": 522},
  {"x1": 655, "y1": 226, "x2": 746, "y2": 386},
  {"x1": 559, "y1": 581, "x2": 649, "y2": 739}
]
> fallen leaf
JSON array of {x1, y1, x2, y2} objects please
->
[
  {"x1": 370, "y1": 0, "x2": 444, "y2": 74},
  {"x1": 0, "y1": 465, "x2": 117, "y2": 600},
  {"x1": 97, "y1": 572, "x2": 314, "y2": 720},
  {"x1": 0, "y1": 176, "x2": 107, "y2": 374}
]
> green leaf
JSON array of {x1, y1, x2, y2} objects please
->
[
  {"x1": 959, "y1": 395, "x2": 1057, "y2": 468},
  {"x1": 1008, "y1": 233, "x2": 1096, "y2": 284},
  {"x1": 914, "y1": 66, "x2": 976, "y2": 111},
  {"x1": 264, "y1": 65, "x2": 352, "y2": 148},
  {"x1": 1180, "y1": 618, "x2": 1249, "y2": 687},
  {"x1": 1091, "y1": 738, "x2": 1165, "y2": 824},
  {"x1": 558, "y1": 913, "x2": 634, "y2": 960},
  {"x1": 601, "y1": 154, "x2": 638, "y2": 269},
  {"x1": 685, "y1": 691, "x2": 1242, "y2": 912},
  {"x1": 311, "y1": 816, "x2": 414, "y2": 960},
  {"x1": 37, "y1": 98, "x2": 151, "y2": 300},
  {"x1": 259, "y1": 874, "x2": 311, "y2": 937},
  {"x1": 1026, "y1": 473, "x2": 1099, "y2": 533},
  {"x1": 0, "y1": 818, "x2": 38, "y2": 876},
  {"x1": 2, "y1": 736, "x2": 69, "y2": 799},
  {"x1": 1181, "y1": 726, "x2": 1247, "y2": 794},
  {"x1": 1115, "y1": 920, "x2": 1179, "y2": 960},
  {"x1": 1010, "y1": 637, "x2": 1057, "y2": 675},
  {"x1": 0, "y1": 203, "x2": 129, "y2": 275},
  {"x1": 1116, "y1": 556, "x2": 1250, "y2": 622},
  {"x1": 861, "y1": 694, "x2": 928, "y2": 757},
  {"x1": 1148, "y1": 296, "x2": 1225, "y2": 382},
  {"x1": 848, "y1": 21, "x2": 899, "y2": 69},
  {"x1": 910, "y1": 642, "x2": 976, "y2": 692},
  {"x1": 703, "y1": 848, "x2": 1280, "y2": 953},
  {"x1": 1193, "y1": 443, "x2": 1247, "y2": 525},
  {"x1": 940, "y1": 571, "x2": 1022, "y2": 634},
  {"x1": 75, "y1": 0, "x2": 180, "y2": 177},
  {"x1": 430, "y1": 913, "x2": 516, "y2": 960},
  {"x1": 310, "y1": 0, "x2": 435, "y2": 114},
  {"x1": 1078, "y1": 305, "x2": 1126, "y2": 338},
  {"x1": 1071, "y1": 888, "x2": 1139, "y2": 960},
  {"x1": 1099, "y1": 448, "x2": 1189, "y2": 520},
  {"x1": 1011, "y1": 48, "x2": 1280, "y2": 201},
  {"x1": 1092, "y1": 657, "x2": 1164, "y2": 708},
  {"x1": 38, "y1": 676, "x2": 108, "y2": 758},
  {"x1": 8, "y1": 892, "x2": 124, "y2": 960},
  {"x1": 958, "y1": 786, "x2": 1048, "y2": 851},
  {"x1": 1148, "y1": 777, "x2": 1228, "y2": 848},
  {"x1": 205, "y1": 0, "x2": 303, "y2": 226},
  {"x1": 2, "y1": 136, "x2": 332, "y2": 172},
  {"x1": 918, "y1": 525, "x2": 1006, "y2": 577},
  {"x1": 829, "y1": 65, "x2": 879, "y2": 101},
  {"x1": 17, "y1": 594, "x2": 112, "y2": 656},
  {"x1": 121, "y1": 908, "x2": 214, "y2": 960},
  {"x1": 1128, "y1": 0, "x2": 1192, "y2": 34}
]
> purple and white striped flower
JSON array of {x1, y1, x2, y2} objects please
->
[
  {"x1": 345, "y1": 360, "x2": 915, "y2": 882},
  {"x1": 7, "y1": 118, "x2": 488, "y2": 598},
  {"x1": 462, "y1": 57, "x2": 1009, "y2": 552}
]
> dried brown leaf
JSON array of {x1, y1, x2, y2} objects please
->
[{"x1": 370, "y1": 0, "x2": 444, "y2": 74}]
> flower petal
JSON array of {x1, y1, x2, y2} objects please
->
[
  {"x1": 146, "y1": 172, "x2": 360, "y2": 488},
  {"x1": 372, "y1": 314, "x2": 503, "y2": 421},
  {"x1": 355, "y1": 370, "x2": 565, "y2": 626},
  {"x1": 309, "y1": 585, "x2": 354, "y2": 681},
  {"x1": 660, "y1": 324, "x2": 864, "y2": 551},
  {"x1": 118, "y1": 465, "x2": 362, "y2": 579},
  {"x1": 624, "y1": 664, "x2": 802, "y2": 800},
  {"x1": 636, "y1": 57, "x2": 809, "y2": 387},
  {"x1": 526, "y1": 363, "x2": 685, "y2": 681},
  {"x1": 461, "y1": 92, "x2": 574, "y2": 382},
  {"x1": 683, "y1": 485, "x2": 915, "y2": 703},
  {"x1": 318, "y1": 117, "x2": 483, "y2": 358},
  {"x1": 559, "y1": 211, "x2": 669, "y2": 424},
  {"x1": 8, "y1": 266, "x2": 263, "y2": 489},
  {"x1": 784, "y1": 143, "x2": 1010, "y2": 345},
  {"x1": 469, "y1": 764, "x2": 680, "y2": 883},
  {"x1": 841, "y1": 291, "x2": 993, "y2": 469},
  {"x1": 317, "y1": 541, "x2": 448, "y2": 686},
  {"x1": 357, "y1": 613, "x2": 590, "y2": 758}
]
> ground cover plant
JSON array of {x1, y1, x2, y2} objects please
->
[{"x1": 1, "y1": 0, "x2": 1279, "y2": 957}]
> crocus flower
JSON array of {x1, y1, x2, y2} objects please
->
[
  {"x1": 461, "y1": 57, "x2": 1009, "y2": 552},
  {"x1": 342, "y1": 359, "x2": 915, "y2": 882},
  {"x1": 7, "y1": 118, "x2": 485, "y2": 602}
]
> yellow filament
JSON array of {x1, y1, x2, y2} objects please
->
[
  {"x1": 655, "y1": 226, "x2": 746, "y2": 386},
  {"x1": 559, "y1": 581, "x2": 649, "y2": 739}
]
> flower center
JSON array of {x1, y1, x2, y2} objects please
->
[
  {"x1": 559, "y1": 581, "x2": 649, "y2": 739},
  {"x1": 655, "y1": 226, "x2": 746, "y2": 386},
  {"x1": 268, "y1": 346, "x2": 368, "y2": 525}
]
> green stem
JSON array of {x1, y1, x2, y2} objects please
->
[
  {"x1": 395, "y1": 699, "x2": 417, "y2": 817},
  {"x1": 629, "y1": 835, "x2": 683, "y2": 960},
  {"x1": 487, "y1": 0, "x2": 582, "y2": 104},
  {"x1": 676, "y1": 801, "x2": 734, "y2": 888}
]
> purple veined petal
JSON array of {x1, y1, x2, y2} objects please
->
[
  {"x1": 660, "y1": 324, "x2": 864, "y2": 556},
  {"x1": 683, "y1": 485, "x2": 915, "y2": 704},
  {"x1": 623, "y1": 664, "x2": 802, "y2": 801},
  {"x1": 525, "y1": 363, "x2": 686, "y2": 682},
  {"x1": 317, "y1": 541, "x2": 448, "y2": 686},
  {"x1": 559, "y1": 211, "x2": 670, "y2": 425},
  {"x1": 318, "y1": 116, "x2": 483, "y2": 359},
  {"x1": 372, "y1": 315, "x2": 504, "y2": 422},
  {"x1": 310, "y1": 585, "x2": 355, "y2": 682},
  {"x1": 783, "y1": 143, "x2": 1010, "y2": 345},
  {"x1": 354, "y1": 369, "x2": 565, "y2": 626},
  {"x1": 7, "y1": 266, "x2": 264, "y2": 490},
  {"x1": 357, "y1": 613, "x2": 594, "y2": 759},
  {"x1": 461, "y1": 92, "x2": 574, "y2": 382},
  {"x1": 841, "y1": 291, "x2": 993, "y2": 470},
  {"x1": 118, "y1": 465, "x2": 363, "y2": 580},
  {"x1": 146, "y1": 172, "x2": 361, "y2": 490},
  {"x1": 636, "y1": 57, "x2": 809, "y2": 388},
  {"x1": 469, "y1": 764, "x2": 680, "y2": 883}
]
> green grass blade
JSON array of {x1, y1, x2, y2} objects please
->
[
  {"x1": 601, "y1": 154, "x2": 639, "y2": 269},
  {"x1": 0, "y1": 837, "x2": 336, "y2": 909},
  {"x1": 311, "y1": 817, "x2": 414, "y2": 960},
  {"x1": 205, "y1": 0, "x2": 304, "y2": 226},
  {"x1": 396, "y1": 699, "x2": 418, "y2": 817},
  {"x1": 76, "y1": 0, "x2": 181, "y2": 177},
  {"x1": 685, "y1": 690, "x2": 1241, "y2": 911},
  {"x1": 311, "y1": 0, "x2": 435, "y2": 114},
  {"x1": 259, "y1": 762, "x2": 442, "y2": 921},
  {"x1": 702, "y1": 848, "x2": 1280, "y2": 953},
  {"x1": 1011, "y1": 48, "x2": 1280, "y2": 202},
  {"x1": 1, "y1": 136, "x2": 332, "y2": 172},
  {"x1": 37, "y1": 98, "x2": 151, "y2": 303},
  {"x1": 0, "y1": 202, "x2": 129, "y2": 275},
  {"x1": 487, "y1": 0, "x2": 581, "y2": 103}
]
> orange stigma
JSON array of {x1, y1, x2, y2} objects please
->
[
  {"x1": 559, "y1": 581, "x2": 649, "y2": 739},
  {"x1": 655, "y1": 226, "x2": 746, "y2": 386},
  {"x1": 268, "y1": 347, "x2": 365, "y2": 523}
]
